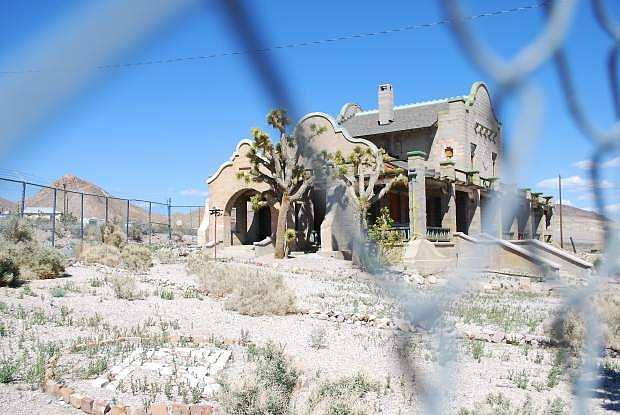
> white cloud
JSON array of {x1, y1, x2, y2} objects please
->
[
  {"x1": 572, "y1": 156, "x2": 620, "y2": 170},
  {"x1": 179, "y1": 188, "x2": 208, "y2": 197},
  {"x1": 576, "y1": 192, "x2": 595, "y2": 201},
  {"x1": 562, "y1": 200, "x2": 572, "y2": 206},
  {"x1": 573, "y1": 159, "x2": 593, "y2": 169},
  {"x1": 536, "y1": 175, "x2": 613, "y2": 190},
  {"x1": 606, "y1": 203, "x2": 620, "y2": 213}
]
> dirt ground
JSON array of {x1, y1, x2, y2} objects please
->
[{"x1": 0, "y1": 253, "x2": 618, "y2": 414}]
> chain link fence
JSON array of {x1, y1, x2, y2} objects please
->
[{"x1": 0, "y1": 176, "x2": 203, "y2": 248}]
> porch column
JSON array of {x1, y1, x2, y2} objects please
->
[
  {"x1": 407, "y1": 151, "x2": 427, "y2": 240},
  {"x1": 440, "y1": 160, "x2": 456, "y2": 237},
  {"x1": 469, "y1": 188, "x2": 482, "y2": 236},
  {"x1": 442, "y1": 182, "x2": 457, "y2": 236}
]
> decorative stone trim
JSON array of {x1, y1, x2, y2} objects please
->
[
  {"x1": 406, "y1": 150, "x2": 427, "y2": 159},
  {"x1": 43, "y1": 334, "x2": 245, "y2": 415}
]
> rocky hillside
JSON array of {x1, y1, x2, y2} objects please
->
[{"x1": 550, "y1": 204, "x2": 610, "y2": 251}]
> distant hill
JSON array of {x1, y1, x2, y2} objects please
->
[
  {"x1": 16, "y1": 174, "x2": 204, "y2": 230},
  {"x1": 23, "y1": 174, "x2": 167, "y2": 224},
  {"x1": 550, "y1": 203, "x2": 610, "y2": 251},
  {"x1": 0, "y1": 197, "x2": 17, "y2": 212}
]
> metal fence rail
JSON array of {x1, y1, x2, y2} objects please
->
[{"x1": 0, "y1": 176, "x2": 204, "y2": 247}]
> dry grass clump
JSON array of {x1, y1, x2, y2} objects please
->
[
  {"x1": 548, "y1": 286, "x2": 620, "y2": 353},
  {"x1": 120, "y1": 244, "x2": 152, "y2": 272},
  {"x1": 111, "y1": 275, "x2": 143, "y2": 300},
  {"x1": 80, "y1": 244, "x2": 121, "y2": 268},
  {"x1": 306, "y1": 372, "x2": 380, "y2": 415},
  {"x1": 220, "y1": 342, "x2": 298, "y2": 415},
  {"x1": 79, "y1": 224, "x2": 152, "y2": 272},
  {"x1": 191, "y1": 258, "x2": 296, "y2": 316},
  {"x1": 155, "y1": 245, "x2": 178, "y2": 264}
]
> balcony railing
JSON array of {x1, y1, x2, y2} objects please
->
[
  {"x1": 390, "y1": 224, "x2": 410, "y2": 241},
  {"x1": 426, "y1": 226, "x2": 451, "y2": 242}
]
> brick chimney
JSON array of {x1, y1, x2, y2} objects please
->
[{"x1": 378, "y1": 83, "x2": 394, "y2": 125}]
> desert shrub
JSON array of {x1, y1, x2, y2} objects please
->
[
  {"x1": 308, "y1": 327, "x2": 328, "y2": 350},
  {"x1": 22, "y1": 246, "x2": 65, "y2": 279},
  {"x1": 0, "y1": 240, "x2": 65, "y2": 280},
  {"x1": 80, "y1": 242, "x2": 152, "y2": 272},
  {"x1": 156, "y1": 245, "x2": 178, "y2": 264},
  {"x1": 225, "y1": 272, "x2": 296, "y2": 316},
  {"x1": 220, "y1": 342, "x2": 298, "y2": 415},
  {"x1": 0, "y1": 216, "x2": 33, "y2": 243},
  {"x1": 111, "y1": 275, "x2": 142, "y2": 300},
  {"x1": 120, "y1": 244, "x2": 152, "y2": 272},
  {"x1": 548, "y1": 288, "x2": 620, "y2": 353},
  {"x1": 193, "y1": 260, "x2": 296, "y2": 315},
  {"x1": 307, "y1": 372, "x2": 380, "y2": 415},
  {"x1": 80, "y1": 243, "x2": 121, "y2": 267},
  {"x1": 101, "y1": 223, "x2": 125, "y2": 248},
  {"x1": 128, "y1": 224, "x2": 146, "y2": 242},
  {"x1": 0, "y1": 254, "x2": 20, "y2": 287},
  {"x1": 187, "y1": 249, "x2": 213, "y2": 274},
  {"x1": 598, "y1": 292, "x2": 620, "y2": 351}
]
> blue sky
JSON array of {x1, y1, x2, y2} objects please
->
[{"x1": 0, "y1": 0, "x2": 619, "y2": 216}]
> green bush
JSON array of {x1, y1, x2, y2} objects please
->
[
  {"x1": 367, "y1": 207, "x2": 404, "y2": 266},
  {"x1": 156, "y1": 245, "x2": 177, "y2": 264},
  {"x1": 0, "y1": 255, "x2": 20, "y2": 287},
  {"x1": 220, "y1": 343, "x2": 298, "y2": 415},
  {"x1": 307, "y1": 372, "x2": 380, "y2": 415}
]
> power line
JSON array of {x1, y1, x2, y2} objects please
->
[{"x1": 0, "y1": 2, "x2": 547, "y2": 75}]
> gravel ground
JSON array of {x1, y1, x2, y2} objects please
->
[{"x1": 0, "y1": 254, "x2": 618, "y2": 414}]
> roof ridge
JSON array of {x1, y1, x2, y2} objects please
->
[{"x1": 352, "y1": 95, "x2": 464, "y2": 116}]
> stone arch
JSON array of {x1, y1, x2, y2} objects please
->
[{"x1": 223, "y1": 188, "x2": 276, "y2": 246}]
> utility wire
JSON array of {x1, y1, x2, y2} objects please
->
[{"x1": 0, "y1": 2, "x2": 547, "y2": 75}]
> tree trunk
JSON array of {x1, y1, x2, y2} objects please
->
[
  {"x1": 352, "y1": 208, "x2": 368, "y2": 267},
  {"x1": 274, "y1": 193, "x2": 291, "y2": 259}
]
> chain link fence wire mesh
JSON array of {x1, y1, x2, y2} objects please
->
[{"x1": 217, "y1": 0, "x2": 618, "y2": 413}]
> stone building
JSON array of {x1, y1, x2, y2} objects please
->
[{"x1": 199, "y1": 81, "x2": 555, "y2": 263}]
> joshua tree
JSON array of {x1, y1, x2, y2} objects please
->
[
  {"x1": 238, "y1": 109, "x2": 325, "y2": 258},
  {"x1": 330, "y1": 146, "x2": 407, "y2": 265}
]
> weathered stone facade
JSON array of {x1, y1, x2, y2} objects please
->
[{"x1": 198, "y1": 81, "x2": 554, "y2": 260}]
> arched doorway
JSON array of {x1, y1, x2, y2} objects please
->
[{"x1": 225, "y1": 189, "x2": 273, "y2": 246}]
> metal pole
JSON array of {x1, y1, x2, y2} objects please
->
[
  {"x1": 126, "y1": 199, "x2": 130, "y2": 241},
  {"x1": 148, "y1": 201, "x2": 152, "y2": 245},
  {"x1": 51, "y1": 188, "x2": 57, "y2": 247},
  {"x1": 20, "y1": 181, "x2": 26, "y2": 218},
  {"x1": 80, "y1": 192, "x2": 84, "y2": 241},
  {"x1": 167, "y1": 198, "x2": 172, "y2": 241},
  {"x1": 105, "y1": 197, "x2": 109, "y2": 224},
  {"x1": 558, "y1": 175, "x2": 564, "y2": 249},
  {"x1": 213, "y1": 212, "x2": 217, "y2": 260}
]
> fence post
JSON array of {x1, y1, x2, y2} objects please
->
[
  {"x1": 148, "y1": 202, "x2": 152, "y2": 245},
  {"x1": 80, "y1": 192, "x2": 84, "y2": 241},
  {"x1": 51, "y1": 188, "x2": 57, "y2": 247},
  {"x1": 167, "y1": 198, "x2": 172, "y2": 241},
  {"x1": 105, "y1": 197, "x2": 109, "y2": 224},
  {"x1": 126, "y1": 199, "x2": 130, "y2": 241},
  {"x1": 20, "y1": 181, "x2": 26, "y2": 218}
]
